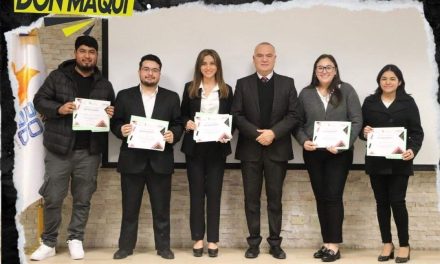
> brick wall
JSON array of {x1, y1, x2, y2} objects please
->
[
  {"x1": 20, "y1": 17, "x2": 440, "y2": 250},
  {"x1": 21, "y1": 169, "x2": 440, "y2": 249},
  {"x1": 38, "y1": 18, "x2": 102, "y2": 74}
]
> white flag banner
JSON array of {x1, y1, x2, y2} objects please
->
[{"x1": 6, "y1": 29, "x2": 46, "y2": 213}]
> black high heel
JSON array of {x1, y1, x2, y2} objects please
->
[
  {"x1": 395, "y1": 246, "x2": 410, "y2": 263},
  {"x1": 378, "y1": 244, "x2": 395, "y2": 261}
]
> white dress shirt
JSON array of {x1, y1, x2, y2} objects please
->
[
  {"x1": 257, "y1": 71, "x2": 274, "y2": 81},
  {"x1": 316, "y1": 87, "x2": 330, "y2": 110},
  {"x1": 140, "y1": 85, "x2": 158, "y2": 118},
  {"x1": 200, "y1": 83, "x2": 220, "y2": 114}
]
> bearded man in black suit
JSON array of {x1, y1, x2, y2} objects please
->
[{"x1": 111, "y1": 54, "x2": 182, "y2": 260}]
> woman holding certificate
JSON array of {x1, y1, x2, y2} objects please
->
[
  {"x1": 294, "y1": 54, "x2": 362, "y2": 262},
  {"x1": 361, "y1": 65, "x2": 424, "y2": 263},
  {"x1": 180, "y1": 49, "x2": 233, "y2": 257}
]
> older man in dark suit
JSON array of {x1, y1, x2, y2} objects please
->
[
  {"x1": 111, "y1": 54, "x2": 183, "y2": 260},
  {"x1": 232, "y1": 42, "x2": 299, "y2": 259}
]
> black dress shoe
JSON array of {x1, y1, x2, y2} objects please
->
[
  {"x1": 193, "y1": 247, "x2": 203, "y2": 257},
  {"x1": 245, "y1": 246, "x2": 260, "y2": 258},
  {"x1": 322, "y1": 249, "x2": 341, "y2": 262},
  {"x1": 269, "y1": 246, "x2": 286, "y2": 259},
  {"x1": 113, "y1": 249, "x2": 133, "y2": 259},
  {"x1": 395, "y1": 247, "x2": 410, "y2": 263},
  {"x1": 157, "y1": 248, "x2": 175, "y2": 259},
  {"x1": 378, "y1": 248, "x2": 395, "y2": 261},
  {"x1": 314, "y1": 246, "x2": 328, "y2": 259},
  {"x1": 208, "y1": 248, "x2": 218, "y2": 257}
]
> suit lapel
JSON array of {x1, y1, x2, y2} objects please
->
[
  {"x1": 270, "y1": 73, "x2": 279, "y2": 121},
  {"x1": 195, "y1": 89, "x2": 202, "y2": 113},
  {"x1": 151, "y1": 87, "x2": 163, "y2": 119},
  {"x1": 133, "y1": 86, "x2": 147, "y2": 117},
  {"x1": 218, "y1": 90, "x2": 226, "y2": 114},
  {"x1": 251, "y1": 73, "x2": 260, "y2": 116}
]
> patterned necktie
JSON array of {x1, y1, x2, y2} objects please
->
[{"x1": 261, "y1": 76, "x2": 269, "y2": 83}]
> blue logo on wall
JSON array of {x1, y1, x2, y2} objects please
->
[{"x1": 17, "y1": 102, "x2": 43, "y2": 146}]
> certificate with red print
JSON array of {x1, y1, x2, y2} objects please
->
[
  {"x1": 367, "y1": 127, "x2": 407, "y2": 159},
  {"x1": 126, "y1": 115, "x2": 168, "y2": 151},
  {"x1": 313, "y1": 121, "x2": 351, "y2": 150},
  {"x1": 193, "y1": 112, "x2": 232, "y2": 143}
]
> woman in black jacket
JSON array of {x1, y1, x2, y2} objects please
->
[
  {"x1": 361, "y1": 64, "x2": 424, "y2": 263},
  {"x1": 180, "y1": 49, "x2": 233, "y2": 257}
]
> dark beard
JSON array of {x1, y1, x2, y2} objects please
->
[
  {"x1": 141, "y1": 79, "x2": 158, "y2": 87},
  {"x1": 76, "y1": 63, "x2": 95, "y2": 73}
]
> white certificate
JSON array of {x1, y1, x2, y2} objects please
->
[
  {"x1": 126, "y1": 115, "x2": 168, "y2": 151},
  {"x1": 312, "y1": 121, "x2": 351, "y2": 150},
  {"x1": 367, "y1": 127, "x2": 407, "y2": 159},
  {"x1": 193, "y1": 112, "x2": 232, "y2": 143},
  {"x1": 72, "y1": 98, "x2": 110, "y2": 132}
]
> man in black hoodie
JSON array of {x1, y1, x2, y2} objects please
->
[{"x1": 31, "y1": 35, "x2": 115, "y2": 261}]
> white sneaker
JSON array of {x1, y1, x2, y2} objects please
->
[
  {"x1": 67, "y1": 239, "x2": 84, "y2": 260},
  {"x1": 30, "y1": 244, "x2": 56, "y2": 261}
]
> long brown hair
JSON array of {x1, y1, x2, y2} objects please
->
[
  {"x1": 310, "y1": 54, "x2": 342, "y2": 107},
  {"x1": 189, "y1": 49, "x2": 228, "y2": 99}
]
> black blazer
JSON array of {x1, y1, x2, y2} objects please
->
[
  {"x1": 111, "y1": 86, "x2": 183, "y2": 175},
  {"x1": 180, "y1": 82, "x2": 233, "y2": 157},
  {"x1": 361, "y1": 91, "x2": 424, "y2": 176},
  {"x1": 231, "y1": 73, "x2": 300, "y2": 162}
]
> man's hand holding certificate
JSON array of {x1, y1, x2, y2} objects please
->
[
  {"x1": 72, "y1": 98, "x2": 111, "y2": 132},
  {"x1": 312, "y1": 121, "x2": 351, "y2": 150},
  {"x1": 126, "y1": 115, "x2": 169, "y2": 151},
  {"x1": 366, "y1": 127, "x2": 407, "y2": 159},
  {"x1": 193, "y1": 112, "x2": 232, "y2": 143}
]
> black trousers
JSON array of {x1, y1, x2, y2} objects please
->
[
  {"x1": 118, "y1": 163, "x2": 172, "y2": 251},
  {"x1": 303, "y1": 149, "x2": 353, "y2": 244},
  {"x1": 241, "y1": 152, "x2": 287, "y2": 247},
  {"x1": 369, "y1": 174, "x2": 409, "y2": 247},
  {"x1": 186, "y1": 142, "x2": 226, "y2": 243}
]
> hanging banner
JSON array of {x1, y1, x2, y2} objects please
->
[{"x1": 7, "y1": 30, "x2": 46, "y2": 213}]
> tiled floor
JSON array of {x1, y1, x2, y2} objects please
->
[{"x1": 26, "y1": 248, "x2": 440, "y2": 264}]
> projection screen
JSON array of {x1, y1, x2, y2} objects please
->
[{"x1": 107, "y1": 1, "x2": 438, "y2": 166}]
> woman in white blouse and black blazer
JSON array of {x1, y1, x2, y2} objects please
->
[{"x1": 180, "y1": 49, "x2": 233, "y2": 258}]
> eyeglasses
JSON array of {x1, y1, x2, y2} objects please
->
[
  {"x1": 141, "y1": 67, "x2": 160, "y2": 74},
  {"x1": 316, "y1": 65, "x2": 335, "y2": 73}
]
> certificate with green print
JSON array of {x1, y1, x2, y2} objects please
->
[{"x1": 72, "y1": 98, "x2": 110, "y2": 132}]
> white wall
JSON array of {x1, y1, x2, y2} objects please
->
[{"x1": 107, "y1": 1, "x2": 438, "y2": 165}]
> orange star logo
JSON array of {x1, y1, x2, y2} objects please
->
[{"x1": 12, "y1": 62, "x2": 40, "y2": 105}]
